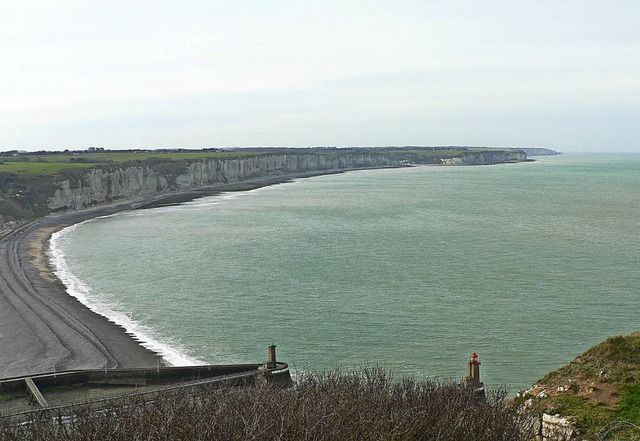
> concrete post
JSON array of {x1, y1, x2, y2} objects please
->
[{"x1": 267, "y1": 345, "x2": 277, "y2": 369}]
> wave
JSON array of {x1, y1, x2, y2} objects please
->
[
  {"x1": 44, "y1": 183, "x2": 295, "y2": 367},
  {"x1": 48, "y1": 223, "x2": 203, "y2": 367},
  {"x1": 182, "y1": 182, "x2": 295, "y2": 208}
]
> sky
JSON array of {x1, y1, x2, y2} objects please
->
[{"x1": 1, "y1": 1, "x2": 639, "y2": 152}]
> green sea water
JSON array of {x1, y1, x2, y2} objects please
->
[{"x1": 50, "y1": 153, "x2": 640, "y2": 391}]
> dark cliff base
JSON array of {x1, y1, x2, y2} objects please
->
[{"x1": 135, "y1": 168, "x2": 355, "y2": 209}]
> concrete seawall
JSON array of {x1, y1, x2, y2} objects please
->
[{"x1": 0, "y1": 362, "x2": 291, "y2": 419}]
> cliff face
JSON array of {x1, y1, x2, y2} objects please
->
[
  {"x1": 519, "y1": 148, "x2": 561, "y2": 156},
  {"x1": 46, "y1": 149, "x2": 527, "y2": 212},
  {"x1": 47, "y1": 153, "x2": 395, "y2": 211},
  {"x1": 50, "y1": 167, "x2": 170, "y2": 211},
  {"x1": 439, "y1": 150, "x2": 527, "y2": 165}
]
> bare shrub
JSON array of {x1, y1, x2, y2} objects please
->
[{"x1": 1, "y1": 368, "x2": 535, "y2": 440}]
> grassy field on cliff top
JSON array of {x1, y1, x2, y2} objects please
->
[
  {"x1": 0, "y1": 147, "x2": 517, "y2": 175},
  {"x1": 0, "y1": 149, "x2": 260, "y2": 174},
  {"x1": 0, "y1": 147, "x2": 521, "y2": 220}
]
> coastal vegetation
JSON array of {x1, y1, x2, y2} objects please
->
[
  {"x1": 0, "y1": 148, "x2": 259, "y2": 172},
  {"x1": 518, "y1": 331, "x2": 640, "y2": 439},
  {"x1": 0, "y1": 368, "x2": 534, "y2": 440},
  {"x1": 1, "y1": 334, "x2": 638, "y2": 439}
]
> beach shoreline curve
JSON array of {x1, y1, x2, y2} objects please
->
[{"x1": 0, "y1": 172, "x2": 334, "y2": 379}]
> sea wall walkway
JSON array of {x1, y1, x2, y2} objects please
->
[{"x1": 0, "y1": 362, "x2": 291, "y2": 421}]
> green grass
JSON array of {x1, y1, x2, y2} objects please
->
[
  {"x1": 618, "y1": 384, "x2": 640, "y2": 424},
  {"x1": 526, "y1": 331, "x2": 640, "y2": 439},
  {"x1": 404, "y1": 148, "x2": 465, "y2": 157},
  {"x1": 0, "y1": 151, "x2": 271, "y2": 175},
  {"x1": 0, "y1": 162, "x2": 98, "y2": 174},
  {"x1": 540, "y1": 334, "x2": 640, "y2": 385},
  {"x1": 543, "y1": 395, "x2": 616, "y2": 435},
  {"x1": 528, "y1": 384, "x2": 640, "y2": 439},
  {"x1": 53, "y1": 150, "x2": 261, "y2": 162},
  {"x1": 0, "y1": 150, "x2": 256, "y2": 165},
  {"x1": 0, "y1": 147, "x2": 523, "y2": 173}
]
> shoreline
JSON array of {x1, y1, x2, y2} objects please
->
[{"x1": 0, "y1": 171, "x2": 335, "y2": 380}]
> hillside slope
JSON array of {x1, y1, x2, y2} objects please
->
[{"x1": 519, "y1": 331, "x2": 640, "y2": 440}]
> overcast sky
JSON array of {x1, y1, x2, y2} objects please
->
[{"x1": 2, "y1": 1, "x2": 639, "y2": 152}]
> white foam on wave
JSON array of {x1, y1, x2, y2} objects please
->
[
  {"x1": 49, "y1": 223, "x2": 203, "y2": 367},
  {"x1": 177, "y1": 184, "x2": 292, "y2": 209},
  {"x1": 182, "y1": 192, "x2": 243, "y2": 208},
  {"x1": 44, "y1": 181, "x2": 295, "y2": 367}
]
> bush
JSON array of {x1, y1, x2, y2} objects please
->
[{"x1": 0, "y1": 368, "x2": 534, "y2": 440}]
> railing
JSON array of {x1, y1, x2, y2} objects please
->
[
  {"x1": 598, "y1": 421, "x2": 640, "y2": 440},
  {"x1": 1, "y1": 363, "x2": 290, "y2": 426}
]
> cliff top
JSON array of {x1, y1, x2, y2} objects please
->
[
  {"x1": 0, "y1": 147, "x2": 527, "y2": 220},
  {"x1": 0, "y1": 146, "x2": 525, "y2": 175},
  {"x1": 519, "y1": 147, "x2": 562, "y2": 156},
  {"x1": 518, "y1": 331, "x2": 640, "y2": 439}
]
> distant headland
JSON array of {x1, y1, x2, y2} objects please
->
[
  {"x1": 519, "y1": 147, "x2": 562, "y2": 156},
  {"x1": 0, "y1": 146, "x2": 546, "y2": 222}
]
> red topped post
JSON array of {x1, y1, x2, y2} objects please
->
[{"x1": 468, "y1": 352, "x2": 481, "y2": 385}]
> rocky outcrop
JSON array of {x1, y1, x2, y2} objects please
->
[
  {"x1": 46, "y1": 149, "x2": 527, "y2": 212},
  {"x1": 517, "y1": 331, "x2": 640, "y2": 440},
  {"x1": 539, "y1": 413, "x2": 579, "y2": 440}
]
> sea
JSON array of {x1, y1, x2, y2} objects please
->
[{"x1": 48, "y1": 153, "x2": 640, "y2": 391}]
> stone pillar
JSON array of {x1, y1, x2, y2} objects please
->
[{"x1": 266, "y1": 345, "x2": 277, "y2": 369}]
